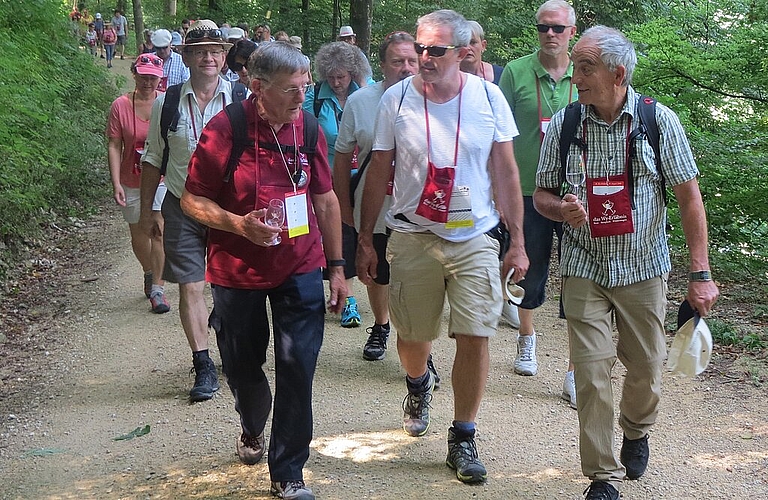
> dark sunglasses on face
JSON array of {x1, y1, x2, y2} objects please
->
[
  {"x1": 139, "y1": 55, "x2": 163, "y2": 66},
  {"x1": 414, "y1": 42, "x2": 456, "y2": 57},
  {"x1": 536, "y1": 24, "x2": 568, "y2": 34},
  {"x1": 186, "y1": 28, "x2": 224, "y2": 41}
]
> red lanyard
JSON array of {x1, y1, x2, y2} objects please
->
[
  {"x1": 423, "y1": 74, "x2": 463, "y2": 166},
  {"x1": 187, "y1": 93, "x2": 225, "y2": 142}
]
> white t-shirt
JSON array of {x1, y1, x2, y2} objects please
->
[
  {"x1": 372, "y1": 74, "x2": 518, "y2": 241},
  {"x1": 335, "y1": 81, "x2": 389, "y2": 234}
]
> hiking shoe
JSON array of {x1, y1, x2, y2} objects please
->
[
  {"x1": 513, "y1": 333, "x2": 538, "y2": 376},
  {"x1": 501, "y1": 300, "x2": 520, "y2": 329},
  {"x1": 143, "y1": 272, "x2": 153, "y2": 298},
  {"x1": 583, "y1": 481, "x2": 619, "y2": 499},
  {"x1": 270, "y1": 480, "x2": 315, "y2": 499},
  {"x1": 402, "y1": 371, "x2": 434, "y2": 437},
  {"x1": 340, "y1": 296, "x2": 361, "y2": 328},
  {"x1": 562, "y1": 370, "x2": 577, "y2": 409},
  {"x1": 446, "y1": 428, "x2": 487, "y2": 484},
  {"x1": 149, "y1": 290, "x2": 170, "y2": 314},
  {"x1": 236, "y1": 432, "x2": 265, "y2": 465},
  {"x1": 189, "y1": 356, "x2": 219, "y2": 402},
  {"x1": 362, "y1": 323, "x2": 389, "y2": 360},
  {"x1": 427, "y1": 353, "x2": 441, "y2": 391},
  {"x1": 620, "y1": 434, "x2": 649, "y2": 480}
]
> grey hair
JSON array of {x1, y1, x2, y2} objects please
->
[
  {"x1": 536, "y1": 0, "x2": 577, "y2": 26},
  {"x1": 580, "y1": 25, "x2": 637, "y2": 86},
  {"x1": 314, "y1": 41, "x2": 372, "y2": 85},
  {"x1": 247, "y1": 41, "x2": 310, "y2": 81},
  {"x1": 466, "y1": 20, "x2": 485, "y2": 41},
  {"x1": 416, "y1": 9, "x2": 471, "y2": 47}
]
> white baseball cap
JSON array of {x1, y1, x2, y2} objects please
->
[
  {"x1": 151, "y1": 29, "x2": 172, "y2": 48},
  {"x1": 227, "y1": 27, "x2": 245, "y2": 41},
  {"x1": 667, "y1": 300, "x2": 713, "y2": 377}
]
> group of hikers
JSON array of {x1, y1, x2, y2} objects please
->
[{"x1": 102, "y1": 2, "x2": 719, "y2": 499}]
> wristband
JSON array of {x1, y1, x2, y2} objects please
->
[
  {"x1": 688, "y1": 270, "x2": 712, "y2": 282},
  {"x1": 327, "y1": 259, "x2": 346, "y2": 267}
]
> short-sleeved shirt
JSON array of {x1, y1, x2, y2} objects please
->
[
  {"x1": 303, "y1": 80, "x2": 361, "y2": 168},
  {"x1": 184, "y1": 100, "x2": 333, "y2": 289},
  {"x1": 107, "y1": 93, "x2": 154, "y2": 189},
  {"x1": 142, "y1": 77, "x2": 237, "y2": 198},
  {"x1": 111, "y1": 14, "x2": 127, "y2": 36},
  {"x1": 161, "y1": 51, "x2": 189, "y2": 88},
  {"x1": 335, "y1": 81, "x2": 389, "y2": 234},
  {"x1": 373, "y1": 74, "x2": 518, "y2": 242},
  {"x1": 536, "y1": 86, "x2": 699, "y2": 288},
  {"x1": 499, "y1": 50, "x2": 576, "y2": 196}
]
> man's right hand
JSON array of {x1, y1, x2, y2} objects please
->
[
  {"x1": 139, "y1": 211, "x2": 163, "y2": 239},
  {"x1": 561, "y1": 193, "x2": 587, "y2": 228},
  {"x1": 356, "y1": 238, "x2": 378, "y2": 286}
]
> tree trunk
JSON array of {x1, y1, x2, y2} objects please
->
[
  {"x1": 132, "y1": 0, "x2": 144, "y2": 55},
  {"x1": 166, "y1": 0, "x2": 177, "y2": 17},
  {"x1": 349, "y1": 0, "x2": 373, "y2": 57}
]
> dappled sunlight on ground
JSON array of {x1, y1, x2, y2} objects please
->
[{"x1": 312, "y1": 430, "x2": 411, "y2": 462}]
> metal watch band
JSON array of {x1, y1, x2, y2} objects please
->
[{"x1": 688, "y1": 270, "x2": 712, "y2": 282}]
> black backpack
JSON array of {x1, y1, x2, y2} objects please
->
[
  {"x1": 559, "y1": 95, "x2": 664, "y2": 208},
  {"x1": 221, "y1": 100, "x2": 319, "y2": 183},
  {"x1": 158, "y1": 82, "x2": 248, "y2": 175}
]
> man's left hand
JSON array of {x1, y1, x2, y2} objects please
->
[
  {"x1": 327, "y1": 267, "x2": 348, "y2": 314},
  {"x1": 502, "y1": 244, "x2": 529, "y2": 284}
]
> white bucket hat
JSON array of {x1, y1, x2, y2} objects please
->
[{"x1": 667, "y1": 300, "x2": 713, "y2": 376}]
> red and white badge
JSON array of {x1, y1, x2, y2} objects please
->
[{"x1": 586, "y1": 174, "x2": 635, "y2": 238}]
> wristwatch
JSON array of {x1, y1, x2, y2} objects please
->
[
  {"x1": 327, "y1": 259, "x2": 346, "y2": 267},
  {"x1": 688, "y1": 270, "x2": 712, "y2": 282}
]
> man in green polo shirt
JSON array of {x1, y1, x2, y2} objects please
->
[{"x1": 498, "y1": 0, "x2": 578, "y2": 408}]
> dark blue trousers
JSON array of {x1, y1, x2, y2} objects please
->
[{"x1": 209, "y1": 269, "x2": 325, "y2": 482}]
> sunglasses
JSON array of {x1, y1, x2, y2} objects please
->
[
  {"x1": 186, "y1": 28, "x2": 224, "y2": 42},
  {"x1": 139, "y1": 55, "x2": 163, "y2": 67},
  {"x1": 536, "y1": 24, "x2": 569, "y2": 34},
  {"x1": 414, "y1": 43, "x2": 456, "y2": 57}
]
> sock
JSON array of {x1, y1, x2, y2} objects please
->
[
  {"x1": 451, "y1": 420, "x2": 476, "y2": 438},
  {"x1": 150, "y1": 284, "x2": 164, "y2": 296},
  {"x1": 406, "y1": 370, "x2": 430, "y2": 393}
]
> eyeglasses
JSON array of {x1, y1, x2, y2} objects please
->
[
  {"x1": 186, "y1": 28, "x2": 224, "y2": 42},
  {"x1": 138, "y1": 55, "x2": 163, "y2": 66},
  {"x1": 414, "y1": 43, "x2": 456, "y2": 57},
  {"x1": 189, "y1": 48, "x2": 225, "y2": 58},
  {"x1": 536, "y1": 24, "x2": 569, "y2": 34},
  {"x1": 261, "y1": 80, "x2": 312, "y2": 95}
]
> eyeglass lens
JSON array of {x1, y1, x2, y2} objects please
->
[{"x1": 414, "y1": 43, "x2": 450, "y2": 57}]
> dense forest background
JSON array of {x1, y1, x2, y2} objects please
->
[{"x1": 1, "y1": 0, "x2": 766, "y2": 290}]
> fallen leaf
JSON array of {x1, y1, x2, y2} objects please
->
[{"x1": 113, "y1": 425, "x2": 151, "y2": 441}]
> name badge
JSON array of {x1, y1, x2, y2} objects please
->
[{"x1": 285, "y1": 190, "x2": 310, "y2": 238}]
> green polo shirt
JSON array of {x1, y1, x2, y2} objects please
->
[{"x1": 499, "y1": 51, "x2": 576, "y2": 196}]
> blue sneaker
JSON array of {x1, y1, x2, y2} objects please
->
[{"x1": 341, "y1": 296, "x2": 361, "y2": 328}]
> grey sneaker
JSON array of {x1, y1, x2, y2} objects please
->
[
  {"x1": 562, "y1": 370, "x2": 577, "y2": 409},
  {"x1": 362, "y1": 323, "x2": 389, "y2": 361},
  {"x1": 190, "y1": 356, "x2": 219, "y2": 402},
  {"x1": 446, "y1": 428, "x2": 487, "y2": 484},
  {"x1": 236, "y1": 432, "x2": 265, "y2": 465},
  {"x1": 402, "y1": 371, "x2": 435, "y2": 437},
  {"x1": 513, "y1": 333, "x2": 538, "y2": 376},
  {"x1": 270, "y1": 480, "x2": 315, "y2": 499}
]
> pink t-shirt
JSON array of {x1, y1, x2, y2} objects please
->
[{"x1": 106, "y1": 93, "x2": 153, "y2": 189}]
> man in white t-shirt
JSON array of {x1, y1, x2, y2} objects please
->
[{"x1": 357, "y1": 10, "x2": 528, "y2": 484}]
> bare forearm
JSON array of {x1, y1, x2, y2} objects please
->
[
  {"x1": 139, "y1": 162, "x2": 161, "y2": 215},
  {"x1": 107, "y1": 139, "x2": 123, "y2": 188},
  {"x1": 533, "y1": 187, "x2": 565, "y2": 222},
  {"x1": 333, "y1": 150, "x2": 354, "y2": 223},
  {"x1": 674, "y1": 179, "x2": 711, "y2": 271},
  {"x1": 313, "y1": 191, "x2": 344, "y2": 261}
]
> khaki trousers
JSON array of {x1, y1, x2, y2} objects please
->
[{"x1": 563, "y1": 275, "x2": 667, "y2": 489}]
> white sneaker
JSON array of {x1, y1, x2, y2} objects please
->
[
  {"x1": 501, "y1": 300, "x2": 520, "y2": 329},
  {"x1": 513, "y1": 334, "x2": 538, "y2": 376},
  {"x1": 562, "y1": 370, "x2": 577, "y2": 409}
]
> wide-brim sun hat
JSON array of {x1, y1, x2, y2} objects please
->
[
  {"x1": 179, "y1": 19, "x2": 232, "y2": 50},
  {"x1": 667, "y1": 300, "x2": 713, "y2": 377}
]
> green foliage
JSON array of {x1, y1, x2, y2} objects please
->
[
  {"x1": 708, "y1": 318, "x2": 768, "y2": 351},
  {"x1": 0, "y1": 0, "x2": 115, "y2": 259}
]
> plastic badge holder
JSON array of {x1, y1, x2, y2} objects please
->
[{"x1": 504, "y1": 268, "x2": 525, "y2": 305}]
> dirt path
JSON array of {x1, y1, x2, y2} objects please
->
[{"x1": 0, "y1": 56, "x2": 766, "y2": 500}]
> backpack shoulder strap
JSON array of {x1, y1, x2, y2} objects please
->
[
  {"x1": 231, "y1": 82, "x2": 247, "y2": 103},
  {"x1": 637, "y1": 95, "x2": 664, "y2": 205},
  {"x1": 312, "y1": 81, "x2": 324, "y2": 118},
  {"x1": 559, "y1": 102, "x2": 587, "y2": 191},
  {"x1": 222, "y1": 100, "x2": 252, "y2": 183},
  {"x1": 301, "y1": 110, "x2": 319, "y2": 157},
  {"x1": 159, "y1": 83, "x2": 183, "y2": 175}
]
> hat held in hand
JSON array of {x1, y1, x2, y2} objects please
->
[{"x1": 668, "y1": 300, "x2": 713, "y2": 376}]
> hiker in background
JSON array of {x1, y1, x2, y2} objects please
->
[
  {"x1": 85, "y1": 23, "x2": 98, "y2": 57},
  {"x1": 102, "y1": 22, "x2": 117, "y2": 68},
  {"x1": 498, "y1": 0, "x2": 578, "y2": 405},
  {"x1": 226, "y1": 39, "x2": 257, "y2": 86},
  {"x1": 139, "y1": 20, "x2": 239, "y2": 403},
  {"x1": 140, "y1": 29, "x2": 155, "y2": 53},
  {"x1": 94, "y1": 12, "x2": 105, "y2": 58},
  {"x1": 460, "y1": 21, "x2": 504, "y2": 84},
  {"x1": 152, "y1": 29, "x2": 189, "y2": 91},
  {"x1": 303, "y1": 41, "x2": 371, "y2": 329},
  {"x1": 111, "y1": 9, "x2": 128, "y2": 60},
  {"x1": 107, "y1": 54, "x2": 169, "y2": 314},
  {"x1": 254, "y1": 23, "x2": 273, "y2": 43},
  {"x1": 180, "y1": 41, "x2": 345, "y2": 500},
  {"x1": 533, "y1": 25, "x2": 719, "y2": 500}
]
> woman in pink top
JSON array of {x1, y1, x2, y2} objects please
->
[{"x1": 107, "y1": 54, "x2": 170, "y2": 314}]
